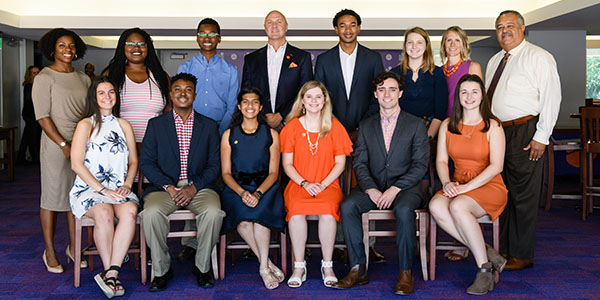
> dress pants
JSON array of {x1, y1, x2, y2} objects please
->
[
  {"x1": 340, "y1": 185, "x2": 422, "y2": 270},
  {"x1": 140, "y1": 180, "x2": 225, "y2": 276},
  {"x1": 500, "y1": 117, "x2": 544, "y2": 260}
]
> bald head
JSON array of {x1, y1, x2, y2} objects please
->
[{"x1": 264, "y1": 10, "x2": 288, "y2": 43}]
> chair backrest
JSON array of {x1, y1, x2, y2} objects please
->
[{"x1": 580, "y1": 107, "x2": 600, "y2": 153}]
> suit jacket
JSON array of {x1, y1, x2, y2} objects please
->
[
  {"x1": 139, "y1": 111, "x2": 221, "y2": 197},
  {"x1": 353, "y1": 110, "x2": 429, "y2": 192},
  {"x1": 314, "y1": 43, "x2": 384, "y2": 132},
  {"x1": 241, "y1": 43, "x2": 313, "y2": 119}
]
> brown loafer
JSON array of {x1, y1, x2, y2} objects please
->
[
  {"x1": 331, "y1": 264, "x2": 368, "y2": 289},
  {"x1": 369, "y1": 247, "x2": 386, "y2": 263},
  {"x1": 177, "y1": 246, "x2": 196, "y2": 263},
  {"x1": 394, "y1": 270, "x2": 414, "y2": 295},
  {"x1": 504, "y1": 257, "x2": 533, "y2": 271}
]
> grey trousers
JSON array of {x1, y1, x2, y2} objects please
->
[
  {"x1": 340, "y1": 185, "x2": 422, "y2": 270},
  {"x1": 140, "y1": 180, "x2": 225, "y2": 276}
]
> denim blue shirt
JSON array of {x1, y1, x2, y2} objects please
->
[{"x1": 178, "y1": 53, "x2": 239, "y2": 134}]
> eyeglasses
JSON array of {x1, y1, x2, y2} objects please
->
[
  {"x1": 124, "y1": 41, "x2": 147, "y2": 47},
  {"x1": 197, "y1": 33, "x2": 220, "y2": 38}
]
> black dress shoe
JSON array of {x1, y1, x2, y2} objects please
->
[
  {"x1": 149, "y1": 268, "x2": 173, "y2": 292},
  {"x1": 192, "y1": 266, "x2": 214, "y2": 288},
  {"x1": 177, "y1": 246, "x2": 196, "y2": 263}
]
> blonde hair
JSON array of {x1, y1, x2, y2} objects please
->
[
  {"x1": 400, "y1": 27, "x2": 435, "y2": 75},
  {"x1": 440, "y1": 26, "x2": 471, "y2": 63},
  {"x1": 285, "y1": 81, "x2": 333, "y2": 137}
]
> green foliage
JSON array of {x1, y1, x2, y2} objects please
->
[{"x1": 587, "y1": 56, "x2": 600, "y2": 98}]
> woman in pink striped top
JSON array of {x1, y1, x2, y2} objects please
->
[{"x1": 105, "y1": 28, "x2": 171, "y2": 142}]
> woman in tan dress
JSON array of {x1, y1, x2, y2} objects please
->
[{"x1": 32, "y1": 28, "x2": 91, "y2": 274}]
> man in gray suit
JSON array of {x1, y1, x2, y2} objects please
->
[{"x1": 332, "y1": 71, "x2": 429, "y2": 295}]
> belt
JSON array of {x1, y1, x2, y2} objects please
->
[{"x1": 501, "y1": 115, "x2": 536, "y2": 127}]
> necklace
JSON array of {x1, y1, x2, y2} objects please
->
[
  {"x1": 460, "y1": 122, "x2": 478, "y2": 138},
  {"x1": 443, "y1": 57, "x2": 463, "y2": 77},
  {"x1": 306, "y1": 130, "x2": 320, "y2": 155}
]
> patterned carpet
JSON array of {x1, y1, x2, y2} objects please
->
[{"x1": 1, "y1": 165, "x2": 599, "y2": 299}]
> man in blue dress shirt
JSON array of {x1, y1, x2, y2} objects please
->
[
  {"x1": 178, "y1": 17, "x2": 239, "y2": 134},
  {"x1": 176, "y1": 17, "x2": 239, "y2": 260}
]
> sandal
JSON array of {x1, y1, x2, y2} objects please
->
[
  {"x1": 320, "y1": 260, "x2": 338, "y2": 287},
  {"x1": 259, "y1": 268, "x2": 279, "y2": 290},
  {"x1": 108, "y1": 265, "x2": 125, "y2": 297},
  {"x1": 444, "y1": 249, "x2": 469, "y2": 261},
  {"x1": 286, "y1": 261, "x2": 306, "y2": 288},
  {"x1": 268, "y1": 260, "x2": 284, "y2": 283},
  {"x1": 94, "y1": 270, "x2": 115, "y2": 298}
]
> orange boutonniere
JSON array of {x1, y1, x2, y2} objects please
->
[{"x1": 289, "y1": 62, "x2": 298, "y2": 68}]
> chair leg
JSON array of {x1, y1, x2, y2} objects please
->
[
  {"x1": 139, "y1": 217, "x2": 147, "y2": 284},
  {"x1": 419, "y1": 212, "x2": 429, "y2": 281},
  {"x1": 361, "y1": 213, "x2": 370, "y2": 270},
  {"x1": 87, "y1": 226, "x2": 94, "y2": 271},
  {"x1": 583, "y1": 154, "x2": 589, "y2": 220},
  {"x1": 280, "y1": 231, "x2": 287, "y2": 275},
  {"x1": 219, "y1": 234, "x2": 226, "y2": 280},
  {"x1": 545, "y1": 141, "x2": 555, "y2": 211},
  {"x1": 74, "y1": 218, "x2": 82, "y2": 287},
  {"x1": 429, "y1": 217, "x2": 437, "y2": 281}
]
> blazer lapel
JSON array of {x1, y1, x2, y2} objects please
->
[
  {"x1": 371, "y1": 115, "x2": 387, "y2": 157},
  {"x1": 349, "y1": 44, "x2": 364, "y2": 98},
  {"x1": 187, "y1": 113, "x2": 202, "y2": 169},
  {"x1": 164, "y1": 112, "x2": 181, "y2": 163},
  {"x1": 331, "y1": 46, "x2": 348, "y2": 101},
  {"x1": 275, "y1": 45, "x2": 293, "y2": 112},
  {"x1": 257, "y1": 46, "x2": 272, "y2": 113}
]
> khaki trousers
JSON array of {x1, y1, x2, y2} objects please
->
[{"x1": 140, "y1": 180, "x2": 224, "y2": 276}]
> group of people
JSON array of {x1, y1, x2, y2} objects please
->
[{"x1": 29, "y1": 7, "x2": 561, "y2": 298}]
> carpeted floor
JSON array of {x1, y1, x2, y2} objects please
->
[{"x1": 1, "y1": 165, "x2": 599, "y2": 299}]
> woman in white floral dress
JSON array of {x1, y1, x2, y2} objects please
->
[{"x1": 69, "y1": 77, "x2": 139, "y2": 298}]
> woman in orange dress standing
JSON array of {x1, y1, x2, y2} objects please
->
[
  {"x1": 428, "y1": 74, "x2": 507, "y2": 295},
  {"x1": 280, "y1": 81, "x2": 353, "y2": 288}
]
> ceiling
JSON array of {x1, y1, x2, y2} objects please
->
[{"x1": 1, "y1": 0, "x2": 599, "y2": 49}]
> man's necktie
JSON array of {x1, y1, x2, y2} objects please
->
[{"x1": 487, "y1": 52, "x2": 510, "y2": 102}]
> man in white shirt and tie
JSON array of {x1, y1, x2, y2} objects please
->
[{"x1": 486, "y1": 10, "x2": 561, "y2": 271}]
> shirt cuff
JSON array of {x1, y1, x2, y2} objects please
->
[{"x1": 162, "y1": 184, "x2": 170, "y2": 191}]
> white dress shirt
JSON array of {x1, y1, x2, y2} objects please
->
[
  {"x1": 267, "y1": 42, "x2": 287, "y2": 112},
  {"x1": 486, "y1": 40, "x2": 561, "y2": 145},
  {"x1": 339, "y1": 44, "x2": 358, "y2": 99}
]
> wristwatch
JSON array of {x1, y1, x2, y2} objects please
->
[{"x1": 59, "y1": 141, "x2": 67, "y2": 148}]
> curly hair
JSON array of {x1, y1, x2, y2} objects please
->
[
  {"x1": 197, "y1": 18, "x2": 221, "y2": 34},
  {"x1": 105, "y1": 28, "x2": 170, "y2": 103},
  {"x1": 333, "y1": 9, "x2": 361, "y2": 27},
  {"x1": 38, "y1": 28, "x2": 87, "y2": 61}
]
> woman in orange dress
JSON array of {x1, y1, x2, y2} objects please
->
[
  {"x1": 280, "y1": 81, "x2": 353, "y2": 288},
  {"x1": 429, "y1": 74, "x2": 507, "y2": 295}
]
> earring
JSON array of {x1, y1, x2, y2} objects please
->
[
  {"x1": 302, "y1": 105, "x2": 306, "y2": 114},
  {"x1": 50, "y1": 51, "x2": 54, "y2": 57},
  {"x1": 74, "y1": 54, "x2": 78, "y2": 60}
]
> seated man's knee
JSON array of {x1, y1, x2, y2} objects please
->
[
  {"x1": 340, "y1": 197, "x2": 359, "y2": 218},
  {"x1": 393, "y1": 204, "x2": 415, "y2": 223}
]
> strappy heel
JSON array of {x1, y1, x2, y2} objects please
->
[
  {"x1": 259, "y1": 268, "x2": 279, "y2": 290},
  {"x1": 321, "y1": 260, "x2": 338, "y2": 287},
  {"x1": 65, "y1": 245, "x2": 88, "y2": 268},
  {"x1": 287, "y1": 261, "x2": 307, "y2": 288},
  {"x1": 268, "y1": 259, "x2": 284, "y2": 283}
]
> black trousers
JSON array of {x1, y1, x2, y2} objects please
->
[
  {"x1": 340, "y1": 185, "x2": 422, "y2": 270},
  {"x1": 17, "y1": 119, "x2": 41, "y2": 163},
  {"x1": 499, "y1": 117, "x2": 544, "y2": 259}
]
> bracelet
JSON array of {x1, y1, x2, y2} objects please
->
[
  {"x1": 300, "y1": 180, "x2": 308, "y2": 188},
  {"x1": 99, "y1": 187, "x2": 106, "y2": 194},
  {"x1": 442, "y1": 182, "x2": 450, "y2": 188},
  {"x1": 254, "y1": 190, "x2": 264, "y2": 200}
]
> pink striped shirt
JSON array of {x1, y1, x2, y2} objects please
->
[
  {"x1": 380, "y1": 108, "x2": 400, "y2": 153},
  {"x1": 173, "y1": 110, "x2": 194, "y2": 180},
  {"x1": 120, "y1": 72, "x2": 166, "y2": 142}
]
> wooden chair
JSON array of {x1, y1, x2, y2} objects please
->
[
  {"x1": 141, "y1": 209, "x2": 219, "y2": 281},
  {"x1": 580, "y1": 106, "x2": 600, "y2": 220},
  {"x1": 361, "y1": 209, "x2": 429, "y2": 280},
  {"x1": 74, "y1": 216, "x2": 146, "y2": 287},
  {"x1": 218, "y1": 230, "x2": 287, "y2": 279},
  {"x1": 428, "y1": 215, "x2": 499, "y2": 281},
  {"x1": 0, "y1": 127, "x2": 16, "y2": 182},
  {"x1": 544, "y1": 136, "x2": 582, "y2": 211}
]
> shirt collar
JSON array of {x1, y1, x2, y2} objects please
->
[
  {"x1": 380, "y1": 107, "x2": 401, "y2": 123},
  {"x1": 267, "y1": 42, "x2": 287, "y2": 54},
  {"x1": 338, "y1": 43, "x2": 358, "y2": 58},
  {"x1": 173, "y1": 109, "x2": 194, "y2": 123},
  {"x1": 506, "y1": 39, "x2": 527, "y2": 56},
  {"x1": 199, "y1": 53, "x2": 221, "y2": 64}
]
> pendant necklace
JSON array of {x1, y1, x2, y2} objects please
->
[{"x1": 306, "y1": 130, "x2": 320, "y2": 155}]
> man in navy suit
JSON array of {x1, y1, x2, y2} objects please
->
[
  {"x1": 140, "y1": 73, "x2": 224, "y2": 291},
  {"x1": 241, "y1": 10, "x2": 313, "y2": 131},
  {"x1": 315, "y1": 8, "x2": 386, "y2": 263},
  {"x1": 314, "y1": 9, "x2": 384, "y2": 136}
]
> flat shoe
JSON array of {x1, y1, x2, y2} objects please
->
[
  {"x1": 287, "y1": 261, "x2": 306, "y2": 288},
  {"x1": 94, "y1": 272, "x2": 115, "y2": 298},
  {"x1": 444, "y1": 249, "x2": 469, "y2": 261}
]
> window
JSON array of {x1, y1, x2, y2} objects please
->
[{"x1": 586, "y1": 49, "x2": 600, "y2": 99}]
